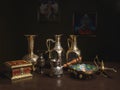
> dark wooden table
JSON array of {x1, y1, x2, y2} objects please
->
[{"x1": 0, "y1": 62, "x2": 120, "y2": 90}]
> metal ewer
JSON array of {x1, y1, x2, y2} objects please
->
[
  {"x1": 66, "y1": 35, "x2": 81, "y2": 62},
  {"x1": 46, "y1": 34, "x2": 64, "y2": 77}
]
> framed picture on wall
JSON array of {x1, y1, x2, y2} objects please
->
[
  {"x1": 37, "y1": 0, "x2": 60, "y2": 22},
  {"x1": 73, "y1": 12, "x2": 97, "y2": 36}
]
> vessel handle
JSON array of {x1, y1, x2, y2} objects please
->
[{"x1": 46, "y1": 39, "x2": 55, "y2": 58}]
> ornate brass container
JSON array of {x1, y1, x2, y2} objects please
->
[
  {"x1": 66, "y1": 35, "x2": 81, "y2": 62},
  {"x1": 46, "y1": 34, "x2": 63, "y2": 77},
  {"x1": 4, "y1": 60, "x2": 33, "y2": 80},
  {"x1": 46, "y1": 34, "x2": 63, "y2": 61},
  {"x1": 23, "y1": 35, "x2": 39, "y2": 71}
]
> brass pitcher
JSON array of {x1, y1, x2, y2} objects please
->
[
  {"x1": 46, "y1": 34, "x2": 63, "y2": 77},
  {"x1": 66, "y1": 35, "x2": 81, "y2": 62},
  {"x1": 23, "y1": 35, "x2": 39, "y2": 71},
  {"x1": 46, "y1": 34, "x2": 63, "y2": 61}
]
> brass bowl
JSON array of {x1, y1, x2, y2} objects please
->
[{"x1": 68, "y1": 63, "x2": 98, "y2": 79}]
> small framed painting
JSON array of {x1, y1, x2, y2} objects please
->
[
  {"x1": 37, "y1": 0, "x2": 60, "y2": 22},
  {"x1": 73, "y1": 12, "x2": 97, "y2": 36}
]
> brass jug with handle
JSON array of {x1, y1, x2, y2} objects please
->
[
  {"x1": 46, "y1": 34, "x2": 63, "y2": 61},
  {"x1": 66, "y1": 35, "x2": 81, "y2": 62},
  {"x1": 46, "y1": 34, "x2": 63, "y2": 77}
]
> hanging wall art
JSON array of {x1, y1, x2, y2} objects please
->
[
  {"x1": 73, "y1": 12, "x2": 97, "y2": 37},
  {"x1": 37, "y1": 0, "x2": 60, "y2": 23}
]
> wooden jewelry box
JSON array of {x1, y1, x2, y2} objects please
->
[{"x1": 4, "y1": 60, "x2": 33, "y2": 80}]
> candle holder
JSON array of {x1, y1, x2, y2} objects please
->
[{"x1": 23, "y1": 35, "x2": 39, "y2": 71}]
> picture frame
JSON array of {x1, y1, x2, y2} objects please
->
[
  {"x1": 73, "y1": 12, "x2": 97, "y2": 37},
  {"x1": 37, "y1": 0, "x2": 60, "y2": 23}
]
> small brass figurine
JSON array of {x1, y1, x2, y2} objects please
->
[
  {"x1": 36, "y1": 53, "x2": 45, "y2": 74},
  {"x1": 94, "y1": 55, "x2": 117, "y2": 78}
]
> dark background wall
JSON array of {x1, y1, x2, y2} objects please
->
[{"x1": 0, "y1": 0, "x2": 120, "y2": 62}]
